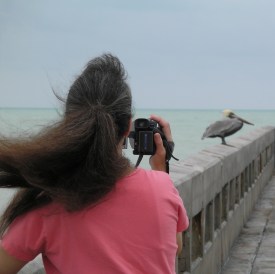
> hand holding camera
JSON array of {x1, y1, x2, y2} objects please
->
[
  {"x1": 127, "y1": 114, "x2": 178, "y2": 172},
  {"x1": 149, "y1": 114, "x2": 176, "y2": 172}
]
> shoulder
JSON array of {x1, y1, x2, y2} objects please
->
[
  {"x1": 0, "y1": 202, "x2": 62, "y2": 262},
  {"x1": 5, "y1": 202, "x2": 64, "y2": 236},
  {"x1": 127, "y1": 168, "x2": 171, "y2": 183},
  {"x1": 126, "y1": 168, "x2": 176, "y2": 193},
  {"x1": 132, "y1": 167, "x2": 170, "y2": 180}
]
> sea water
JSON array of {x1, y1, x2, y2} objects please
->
[
  {"x1": 1, "y1": 108, "x2": 274, "y2": 159},
  {"x1": 0, "y1": 108, "x2": 274, "y2": 212}
]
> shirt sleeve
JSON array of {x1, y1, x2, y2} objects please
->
[
  {"x1": 1, "y1": 209, "x2": 45, "y2": 262},
  {"x1": 176, "y1": 197, "x2": 189, "y2": 232}
]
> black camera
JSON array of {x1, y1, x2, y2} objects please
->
[
  {"x1": 129, "y1": 118, "x2": 159, "y2": 155},
  {"x1": 126, "y1": 118, "x2": 178, "y2": 169}
]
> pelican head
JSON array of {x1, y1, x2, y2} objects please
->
[
  {"x1": 222, "y1": 109, "x2": 234, "y2": 118},
  {"x1": 222, "y1": 109, "x2": 254, "y2": 125}
]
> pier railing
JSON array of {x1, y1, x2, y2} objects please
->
[{"x1": 171, "y1": 126, "x2": 275, "y2": 274}]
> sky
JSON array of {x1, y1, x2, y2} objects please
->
[{"x1": 0, "y1": 0, "x2": 274, "y2": 109}]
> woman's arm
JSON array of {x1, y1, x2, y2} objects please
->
[
  {"x1": 149, "y1": 115, "x2": 183, "y2": 256},
  {"x1": 0, "y1": 246, "x2": 26, "y2": 274},
  {"x1": 176, "y1": 232, "x2": 183, "y2": 255}
]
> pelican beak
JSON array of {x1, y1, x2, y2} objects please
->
[{"x1": 231, "y1": 113, "x2": 254, "y2": 125}]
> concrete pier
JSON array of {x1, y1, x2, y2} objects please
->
[
  {"x1": 172, "y1": 126, "x2": 275, "y2": 274},
  {"x1": 221, "y1": 175, "x2": 275, "y2": 274}
]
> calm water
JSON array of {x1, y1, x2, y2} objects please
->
[
  {"x1": 1, "y1": 108, "x2": 274, "y2": 161},
  {"x1": 0, "y1": 108, "x2": 274, "y2": 211}
]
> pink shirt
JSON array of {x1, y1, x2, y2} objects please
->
[{"x1": 1, "y1": 168, "x2": 189, "y2": 274}]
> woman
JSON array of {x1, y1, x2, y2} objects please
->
[{"x1": 0, "y1": 54, "x2": 189, "y2": 274}]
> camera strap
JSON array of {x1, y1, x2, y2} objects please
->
[
  {"x1": 166, "y1": 161, "x2": 170, "y2": 174},
  {"x1": 135, "y1": 154, "x2": 144, "y2": 168},
  {"x1": 164, "y1": 140, "x2": 178, "y2": 173}
]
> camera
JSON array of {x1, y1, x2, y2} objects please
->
[
  {"x1": 126, "y1": 118, "x2": 178, "y2": 169},
  {"x1": 129, "y1": 118, "x2": 159, "y2": 155}
]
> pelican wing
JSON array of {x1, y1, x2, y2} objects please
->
[{"x1": 202, "y1": 118, "x2": 242, "y2": 139}]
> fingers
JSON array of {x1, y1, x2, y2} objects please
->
[
  {"x1": 149, "y1": 114, "x2": 173, "y2": 142},
  {"x1": 149, "y1": 133, "x2": 166, "y2": 172},
  {"x1": 154, "y1": 133, "x2": 166, "y2": 157}
]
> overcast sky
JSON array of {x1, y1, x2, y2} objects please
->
[{"x1": 0, "y1": 0, "x2": 274, "y2": 109}]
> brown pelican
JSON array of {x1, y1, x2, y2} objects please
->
[{"x1": 201, "y1": 109, "x2": 254, "y2": 145}]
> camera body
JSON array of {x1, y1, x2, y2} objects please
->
[
  {"x1": 126, "y1": 118, "x2": 177, "y2": 169},
  {"x1": 129, "y1": 118, "x2": 161, "y2": 155}
]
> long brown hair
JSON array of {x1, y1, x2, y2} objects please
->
[{"x1": 0, "y1": 54, "x2": 133, "y2": 235}]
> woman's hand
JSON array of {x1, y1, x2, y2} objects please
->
[{"x1": 149, "y1": 114, "x2": 174, "y2": 172}]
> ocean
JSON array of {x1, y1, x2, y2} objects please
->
[{"x1": 0, "y1": 108, "x2": 274, "y2": 212}]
